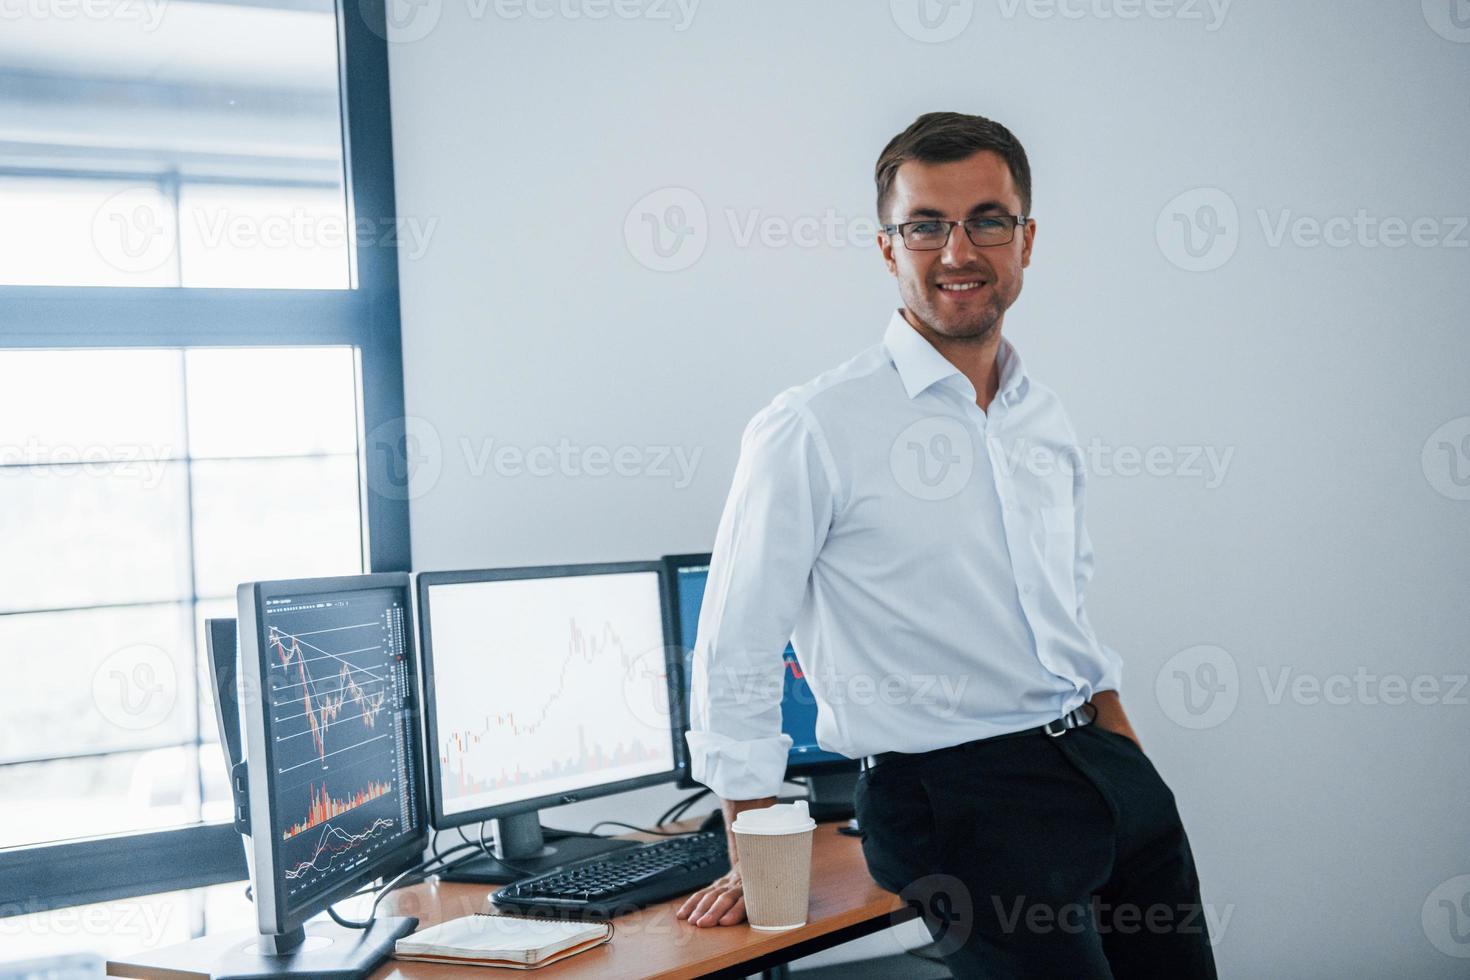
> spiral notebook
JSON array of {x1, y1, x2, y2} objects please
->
[{"x1": 393, "y1": 912, "x2": 613, "y2": 970}]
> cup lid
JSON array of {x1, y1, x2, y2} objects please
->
[{"x1": 732, "y1": 800, "x2": 816, "y2": 836}]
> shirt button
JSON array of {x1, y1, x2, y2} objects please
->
[{"x1": 1021, "y1": 583, "x2": 1034, "y2": 595}]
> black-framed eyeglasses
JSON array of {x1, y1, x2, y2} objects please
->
[{"x1": 881, "y1": 215, "x2": 1029, "y2": 250}]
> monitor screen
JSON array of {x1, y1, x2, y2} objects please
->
[
  {"x1": 419, "y1": 564, "x2": 679, "y2": 825},
  {"x1": 670, "y1": 558, "x2": 847, "y2": 771},
  {"x1": 242, "y1": 577, "x2": 426, "y2": 927}
]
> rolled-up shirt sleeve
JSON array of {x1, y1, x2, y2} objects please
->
[{"x1": 686, "y1": 397, "x2": 837, "y2": 800}]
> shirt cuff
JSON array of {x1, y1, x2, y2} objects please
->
[{"x1": 685, "y1": 729, "x2": 793, "y2": 800}]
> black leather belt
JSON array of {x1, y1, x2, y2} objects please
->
[{"x1": 859, "y1": 703, "x2": 1098, "y2": 773}]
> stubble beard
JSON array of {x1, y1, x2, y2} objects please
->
[{"x1": 903, "y1": 279, "x2": 1012, "y2": 346}]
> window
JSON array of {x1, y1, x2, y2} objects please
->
[
  {"x1": 0, "y1": 0, "x2": 411, "y2": 929},
  {"x1": 0, "y1": 346, "x2": 365, "y2": 853},
  {"x1": 0, "y1": 0, "x2": 349, "y2": 290}
]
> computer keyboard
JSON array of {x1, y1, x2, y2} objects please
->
[{"x1": 490, "y1": 831, "x2": 730, "y2": 917}]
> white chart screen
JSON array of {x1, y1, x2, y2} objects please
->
[{"x1": 426, "y1": 571, "x2": 675, "y2": 817}]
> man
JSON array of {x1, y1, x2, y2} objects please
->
[{"x1": 674, "y1": 112, "x2": 1218, "y2": 978}]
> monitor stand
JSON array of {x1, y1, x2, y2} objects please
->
[
  {"x1": 105, "y1": 916, "x2": 417, "y2": 980},
  {"x1": 440, "y1": 811, "x2": 639, "y2": 884},
  {"x1": 802, "y1": 770, "x2": 859, "y2": 823}
]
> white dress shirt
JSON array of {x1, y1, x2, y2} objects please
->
[{"x1": 686, "y1": 310, "x2": 1124, "y2": 801}]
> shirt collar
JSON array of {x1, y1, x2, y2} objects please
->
[{"x1": 882, "y1": 309, "x2": 1030, "y2": 405}]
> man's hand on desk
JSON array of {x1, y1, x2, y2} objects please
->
[
  {"x1": 676, "y1": 865, "x2": 747, "y2": 927},
  {"x1": 675, "y1": 794, "x2": 775, "y2": 927}
]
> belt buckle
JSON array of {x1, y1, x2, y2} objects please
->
[{"x1": 1044, "y1": 709, "x2": 1083, "y2": 737}]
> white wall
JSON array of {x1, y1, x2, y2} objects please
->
[{"x1": 385, "y1": 2, "x2": 1470, "y2": 974}]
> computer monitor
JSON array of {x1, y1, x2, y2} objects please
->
[
  {"x1": 417, "y1": 561, "x2": 682, "y2": 881},
  {"x1": 221, "y1": 573, "x2": 428, "y2": 973},
  {"x1": 663, "y1": 554, "x2": 858, "y2": 815}
]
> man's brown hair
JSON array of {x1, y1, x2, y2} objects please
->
[{"x1": 874, "y1": 111, "x2": 1032, "y2": 221}]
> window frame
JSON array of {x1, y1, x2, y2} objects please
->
[{"x1": 0, "y1": 0, "x2": 412, "y2": 915}]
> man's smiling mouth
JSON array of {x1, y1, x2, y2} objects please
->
[{"x1": 937, "y1": 279, "x2": 986, "y2": 293}]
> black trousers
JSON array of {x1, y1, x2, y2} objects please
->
[{"x1": 854, "y1": 722, "x2": 1219, "y2": 980}]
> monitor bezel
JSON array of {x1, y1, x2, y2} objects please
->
[
  {"x1": 661, "y1": 553, "x2": 856, "y2": 789},
  {"x1": 416, "y1": 560, "x2": 683, "y2": 830},
  {"x1": 236, "y1": 573, "x2": 430, "y2": 938}
]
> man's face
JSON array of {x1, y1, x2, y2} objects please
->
[{"x1": 878, "y1": 150, "x2": 1035, "y2": 343}]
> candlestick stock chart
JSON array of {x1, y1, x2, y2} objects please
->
[{"x1": 262, "y1": 589, "x2": 418, "y2": 901}]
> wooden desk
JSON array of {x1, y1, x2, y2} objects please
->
[
  {"x1": 374, "y1": 822, "x2": 910, "y2": 980},
  {"x1": 108, "y1": 822, "x2": 913, "y2": 980}
]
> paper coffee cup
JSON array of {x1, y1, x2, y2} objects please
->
[{"x1": 733, "y1": 800, "x2": 816, "y2": 931}]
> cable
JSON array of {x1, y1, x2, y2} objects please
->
[
  {"x1": 429, "y1": 827, "x2": 451, "y2": 865},
  {"x1": 677, "y1": 796, "x2": 708, "y2": 822},
  {"x1": 586, "y1": 820, "x2": 694, "y2": 838},
  {"x1": 341, "y1": 842, "x2": 478, "y2": 901},
  {"x1": 455, "y1": 823, "x2": 485, "y2": 854},
  {"x1": 658, "y1": 801, "x2": 686, "y2": 826},
  {"x1": 663, "y1": 799, "x2": 697, "y2": 826},
  {"x1": 253, "y1": 836, "x2": 483, "y2": 920},
  {"x1": 451, "y1": 821, "x2": 538, "y2": 878},
  {"x1": 328, "y1": 837, "x2": 487, "y2": 927},
  {"x1": 657, "y1": 788, "x2": 710, "y2": 827},
  {"x1": 323, "y1": 792, "x2": 738, "y2": 929},
  {"x1": 543, "y1": 826, "x2": 605, "y2": 840},
  {"x1": 328, "y1": 860, "x2": 436, "y2": 929}
]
